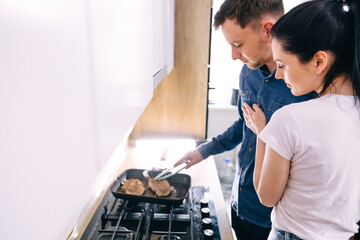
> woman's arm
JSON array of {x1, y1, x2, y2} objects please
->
[
  {"x1": 253, "y1": 136, "x2": 265, "y2": 194},
  {"x1": 243, "y1": 103, "x2": 290, "y2": 207},
  {"x1": 256, "y1": 141, "x2": 290, "y2": 207}
]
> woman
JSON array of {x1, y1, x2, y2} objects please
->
[{"x1": 242, "y1": 0, "x2": 360, "y2": 239}]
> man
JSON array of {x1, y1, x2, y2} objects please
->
[{"x1": 175, "y1": 0, "x2": 316, "y2": 239}]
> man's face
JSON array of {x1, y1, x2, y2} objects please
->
[{"x1": 221, "y1": 18, "x2": 271, "y2": 69}]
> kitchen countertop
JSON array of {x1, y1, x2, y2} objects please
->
[{"x1": 118, "y1": 139, "x2": 234, "y2": 240}]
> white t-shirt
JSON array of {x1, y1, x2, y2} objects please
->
[{"x1": 259, "y1": 94, "x2": 360, "y2": 240}]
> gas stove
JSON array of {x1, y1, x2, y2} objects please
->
[{"x1": 81, "y1": 186, "x2": 221, "y2": 240}]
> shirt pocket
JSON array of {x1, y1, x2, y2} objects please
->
[
  {"x1": 267, "y1": 101, "x2": 285, "y2": 113},
  {"x1": 240, "y1": 90, "x2": 252, "y2": 102}
]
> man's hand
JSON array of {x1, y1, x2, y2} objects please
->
[
  {"x1": 174, "y1": 149, "x2": 203, "y2": 169},
  {"x1": 242, "y1": 103, "x2": 267, "y2": 135}
]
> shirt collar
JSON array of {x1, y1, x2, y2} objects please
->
[{"x1": 259, "y1": 65, "x2": 276, "y2": 78}]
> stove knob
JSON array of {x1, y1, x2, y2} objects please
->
[
  {"x1": 200, "y1": 198, "x2": 209, "y2": 208},
  {"x1": 202, "y1": 217, "x2": 212, "y2": 229},
  {"x1": 201, "y1": 207, "x2": 211, "y2": 218},
  {"x1": 204, "y1": 229, "x2": 214, "y2": 240}
]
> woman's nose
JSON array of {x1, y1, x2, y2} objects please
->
[{"x1": 275, "y1": 69, "x2": 283, "y2": 79}]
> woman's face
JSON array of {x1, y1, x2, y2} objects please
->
[{"x1": 272, "y1": 39, "x2": 322, "y2": 96}]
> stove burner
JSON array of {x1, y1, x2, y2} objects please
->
[
  {"x1": 96, "y1": 234, "x2": 133, "y2": 240},
  {"x1": 96, "y1": 227, "x2": 133, "y2": 240},
  {"x1": 158, "y1": 235, "x2": 181, "y2": 240},
  {"x1": 96, "y1": 227, "x2": 134, "y2": 240},
  {"x1": 81, "y1": 186, "x2": 221, "y2": 240}
]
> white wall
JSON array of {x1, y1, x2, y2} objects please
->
[
  {"x1": 283, "y1": 0, "x2": 309, "y2": 12},
  {"x1": 207, "y1": 105, "x2": 240, "y2": 170},
  {"x1": 0, "y1": 1, "x2": 153, "y2": 239},
  {"x1": 209, "y1": 0, "x2": 243, "y2": 105}
]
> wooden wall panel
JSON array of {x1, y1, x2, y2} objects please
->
[{"x1": 130, "y1": 0, "x2": 211, "y2": 139}]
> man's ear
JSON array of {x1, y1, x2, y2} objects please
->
[
  {"x1": 313, "y1": 51, "x2": 330, "y2": 75},
  {"x1": 262, "y1": 21, "x2": 274, "y2": 43}
]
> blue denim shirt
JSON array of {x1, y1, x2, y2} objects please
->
[{"x1": 198, "y1": 64, "x2": 316, "y2": 228}]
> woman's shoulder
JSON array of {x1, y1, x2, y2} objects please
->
[
  {"x1": 273, "y1": 98, "x2": 321, "y2": 120},
  {"x1": 283, "y1": 94, "x2": 352, "y2": 111},
  {"x1": 276, "y1": 95, "x2": 346, "y2": 121},
  {"x1": 282, "y1": 97, "x2": 319, "y2": 111}
]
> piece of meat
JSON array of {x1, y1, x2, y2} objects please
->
[
  {"x1": 148, "y1": 178, "x2": 171, "y2": 197},
  {"x1": 121, "y1": 179, "x2": 145, "y2": 195}
]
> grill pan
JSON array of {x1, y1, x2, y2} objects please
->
[{"x1": 110, "y1": 168, "x2": 191, "y2": 205}]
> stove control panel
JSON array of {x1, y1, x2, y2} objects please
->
[{"x1": 191, "y1": 186, "x2": 221, "y2": 240}]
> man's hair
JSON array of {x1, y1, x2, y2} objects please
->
[{"x1": 214, "y1": 0, "x2": 284, "y2": 29}]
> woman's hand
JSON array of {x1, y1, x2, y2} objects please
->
[{"x1": 242, "y1": 103, "x2": 267, "y2": 135}]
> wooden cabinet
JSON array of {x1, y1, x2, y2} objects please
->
[{"x1": 131, "y1": 0, "x2": 211, "y2": 140}]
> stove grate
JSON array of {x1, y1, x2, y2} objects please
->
[{"x1": 81, "y1": 186, "x2": 219, "y2": 240}]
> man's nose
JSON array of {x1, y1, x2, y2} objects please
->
[{"x1": 231, "y1": 46, "x2": 241, "y2": 60}]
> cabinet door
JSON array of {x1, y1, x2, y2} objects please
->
[
  {"x1": 153, "y1": 0, "x2": 174, "y2": 88},
  {"x1": 153, "y1": 0, "x2": 168, "y2": 76},
  {"x1": 167, "y1": 0, "x2": 175, "y2": 74},
  {"x1": 89, "y1": 0, "x2": 153, "y2": 166},
  {"x1": 0, "y1": 1, "x2": 97, "y2": 239}
]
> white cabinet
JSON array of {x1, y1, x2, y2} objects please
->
[
  {"x1": 0, "y1": 1, "x2": 97, "y2": 239},
  {"x1": 153, "y1": 0, "x2": 175, "y2": 88},
  {"x1": 0, "y1": 1, "x2": 153, "y2": 239},
  {"x1": 89, "y1": 1, "x2": 153, "y2": 166}
]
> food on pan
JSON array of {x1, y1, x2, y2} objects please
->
[
  {"x1": 148, "y1": 178, "x2": 171, "y2": 197},
  {"x1": 121, "y1": 179, "x2": 145, "y2": 195}
]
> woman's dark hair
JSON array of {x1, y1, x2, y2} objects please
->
[
  {"x1": 271, "y1": 0, "x2": 360, "y2": 99},
  {"x1": 214, "y1": 0, "x2": 284, "y2": 29}
]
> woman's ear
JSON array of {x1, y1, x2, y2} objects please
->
[{"x1": 313, "y1": 51, "x2": 330, "y2": 75}]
